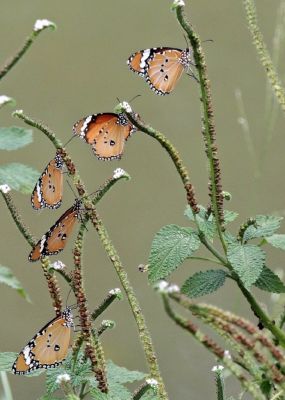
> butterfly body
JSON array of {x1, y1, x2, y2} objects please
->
[
  {"x1": 29, "y1": 200, "x2": 81, "y2": 262},
  {"x1": 12, "y1": 307, "x2": 73, "y2": 374},
  {"x1": 31, "y1": 153, "x2": 64, "y2": 210},
  {"x1": 73, "y1": 112, "x2": 136, "y2": 160},
  {"x1": 127, "y1": 47, "x2": 191, "y2": 95}
]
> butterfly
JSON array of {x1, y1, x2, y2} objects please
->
[
  {"x1": 29, "y1": 200, "x2": 81, "y2": 262},
  {"x1": 72, "y1": 112, "x2": 136, "y2": 160},
  {"x1": 31, "y1": 152, "x2": 64, "y2": 210},
  {"x1": 127, "y1": 47, "x2": 192, "y2": 95},
  {"x1": 12, "y1": 307, "x2": 73, "y2": 374}
]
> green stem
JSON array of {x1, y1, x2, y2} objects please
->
[
  {"x1": 187, "y1": 256, "x2": 223, "y2": 266},
  {"x1": 90, "y1": 209, "x2": 168, "y2": 400},
  {"x1": 162, "y1": 294, "x2": 264, "y2": 399},
  {"x1": 0, "y1": 22, "x2": 55, "y2": 81},
  {"x1": 175, "y1": 4, "x2": 226, "y2": 252},
  {"x1": 213, "y1": 368, "x2": 225, "y2": 400},
  {"x1": 120, "y1": 107, "x2": 199, "y2": 214},
  {"x1": 200, "y1": 235, "x2": 285, "y2": 347},
  {"x1": 91, "y1": 289, "x2": 122, "y2": 320},
  {"x1": 243, "y1": 0, "x2": 285, "y2": 112}
]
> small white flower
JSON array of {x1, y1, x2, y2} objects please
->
[
  {"x1": 56, "y1": 373, "x2": 71, "y2": 384},
  {"x1": 14, "y1": 109, "x2": 23, "y2": 115},
  {"x1": 154, "y1": 281, "x2": 169, "y2": 293},
  {"x1": 172, "y1": 0, "x2": 185, "y2": 8},
  {"x1": 211, "y1": 365, "x2": 224, "y2": 372},
  {"x1": 34, "y1": 19, "x2": 54, "y2": 32},
  {"x1": 146, "y1": 378, "x2": 158, "y2": 387},
  {"x1": 167, "y1": 284, "x2": 180, "y2": 293},
  {"x1": 0, "y1": 95, "x2": 12, "y2": 106},
  {"x1": 224, "y1": 350, "x2": 232, "y2": 360},
  {"x1": 0, "y1": 184, "x2": 11, "y2": 194},
  {"x1": 121, "y1": 101, "x2": 133, "y2": 113},
  {"x1": 113, "y1": 168, "x2": 127, "y2": 179},
  {"x1": 109, "y1": 288, "x2": 121, "y2": 296},
  {"x1": 102, "y1": 320, "x2": 114, "y2": 328},
  {"x1": 51, "y1": 260, "x2": 66, "y2": 270}
]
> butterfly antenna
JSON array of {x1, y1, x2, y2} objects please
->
[
  {"x1": 65, "y1": 288, "x2": 73, "y2": 308},
  {"x1": 63, "y1": 134, "x2": 76, "y2": 148},
  {"x1": 201, "y1": 39, "x2": 214, "y2": 45},
  {"x1": 128, "y1": 94, "x2": 141, "y2": 104},
  {"x1": 183, "y1": 33, "x2": 190, "y2": 49},
  {"x1": 66, "y1": 180, "x2": 78, "y2": 199}
]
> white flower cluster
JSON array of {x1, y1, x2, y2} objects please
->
[
  {"x1": 0, "y1": 184, "x2": 11, "y2": 193},
  {"x1": 0, "y1": 95, "x2": 12, "y2": 106},
  {"x1": 51, "y1": 260, "x2": 66, "y2": 270},
  {"x1": 109, "y1": 288, "x2": 121, "y2": 296},
  {"x1": 211, "y1": 365, "x2": 224, "y2": 372},
  {"x1": 34, "y1": 19, "x2": 54, "y2": 32},
  {"x1": 56, "y1": 373, "x2": 71, "y2": 384},
  {"x1": 121, "y1": 101, "x2": 132, "y2": 113},
  {"x1": 172, "y1": 0, "x2": 185, "y2": 7},
  {"x1": 113, "y1": 168, "x2": 127, "y2": 179},
  {"x1": 146, "y1": 378, "x2": 158, "y2": 387},
  {"x1": 155, "y1": 280, "x2": 180, "y2": 294},
  {"x1": 102, "y1": 320, "x2": 114, "y2": 328}
]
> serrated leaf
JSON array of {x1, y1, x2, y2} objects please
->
[
  {"x1": 0, "y1": 265, "x2": 30, "y2": 301},
  {"x1": 223, "y1": 210, "x2": 239, "y2": 224},
  {"x1": 243, "y1": 215, "x2": 283, "y2": 242},
  {"x1": 266, "y1": 234, "x2": 285, "y2": 250},
  {"x1": 223, "y1": 232, "x2": 238, "y2": 245},
  {"x1": 89, "y1": 387, "x2": 108, "y2": 399},
  {"x1": 254, "y1": 266, "x2": 285, "y2": 293},
  {"x1": 148, "y1": 225, "x2": 201, "y2": 283},
  {"x1": 227, "y1": 244, "x2": 265, "y2": 289},
  {"x1": 181, "y1": 269, "x2": 227, "y2": 298},
  {"x1": 0, "y1": 163, "x2": 39, "y2": 194},
  {"x1": 0, "y1": 127, "x2": 33, "y2": 150},
  {"x1": 107, "y1": 360, "x2": 146, "y2": 384}
]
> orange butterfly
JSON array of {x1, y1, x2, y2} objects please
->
[
  {"x1": 12, "y1": 307, "x2": 73, "y2": 374},
  {"x1": 29, "y1": 200, "x2": 81, "y2": 262},
  {"x1": 73, "y1": 112, "x2": 136, "y2": 160},
  {"x1": 127, "y1": 47, "x2": 192, "y2": 95},
  {"x1": 31, "y1": 152, "x2": 64, "y2": 210}
]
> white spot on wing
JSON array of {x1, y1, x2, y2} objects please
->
[
  {"x1": 81, "y1": 115, "x2": 92, "y2": 137},
  {"x1": 139, "y1": 49, "x2": 151, "y2": 70}
]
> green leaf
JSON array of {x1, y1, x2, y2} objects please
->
[
  {"x1": 254, "y1": 266, "x2": 285, "y2": 293},
  {"x1": 181, "y1": 269, "x2": 227, "y2": 298},
  {"x1": 223, "y1": 210, "x2": 239, "y2": 224},
  {"x1": 243, "y1": 215, "x2": 283, "y2": 242},
  {"x1": 223, "y1": 232, "x2": 238, "y2": 245},
  {"x1": 0, "y1": 265, "x2": 30, "y2": 301},
  {"x1": 0, "y1": 163, "x2": 39, "y2": 194},
  {"x1": 148, "y1": 225, "x2": 201, "y2": 283},
  {"x1": 0, "y1": 353, "x2": 17, "y2": 372},
  {"x1": 227, "y1": 244, "x2": 265, "y2": 289},
  {"x1": 0, "y1": 127, "x2": 33, "y2": 150},
  {"x1": 107, "y1": 360, "x2": 146, "y2": 384},
  {"x1": 266, "y1": 234, "x2": 285, "y2": 250}
]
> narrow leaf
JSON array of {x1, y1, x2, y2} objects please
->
[
  {"x1": 0, "y1": 127, "x2": 33, "y2": 150},
  {"x1": 181, "y1": 269, "x2": 227, "y2": 298},
  {"x1": 266, "y1": 234, "x2": 285, "y2": 250},
  {"x1": 0, "y1": 163, "x2": 39, "y2": 194},
  {"x1": 0, "y1": 265, "x2": 30, "y2": 301},
  {"x1": 148, "y1": 225, "x2": 200, "y2": 283},
  {"x1": 227, "y1": 244, "x2": 265, "y2": 289},
  {"x1": 254, "y1": 266, "x2": 285, "y2": 293},
  {"x1": 243, "y1": 215, "x2": 283, "y2": 242}
]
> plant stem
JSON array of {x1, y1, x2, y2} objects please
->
[
  {"x1": 243, "y1": 0, "x2": 285, "y2": 112},
  {"x1": 175, "y1": 4, "x2": 226, "y2": 252},
  {"x1": 187, "y1": 256, "x2": 223, "y2": 266},
  {"x1": 0, "y1": 23, "x2": 55, "y2": 81},
  {"x1": 120, "y1": 108, "x2": 199, "y2": 214},
  {"x1": 162, "y1": 294, "x2": 264, "y2": 400},
  {"x1": 90, "y1": 209, "x2": 168, "y2": 400}
]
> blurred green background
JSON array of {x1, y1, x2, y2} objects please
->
[{"x1": 1, "y1": 0, "x2": 284, "y2": 399}]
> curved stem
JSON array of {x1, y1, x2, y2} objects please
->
[
  {"x1": 120, "y1": 107, "x2": 199, "y2": 215},
  {"x1": 0, "y1": 22, "x2": 55, "y2": 81},
  {"x1": 174, "y1": 4, "x2": 226, "y2": 253},
  {"x1": 90, "y1": 209, "x2": 168, "y2": 399}
]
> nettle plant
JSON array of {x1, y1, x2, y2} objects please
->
[{"x1": 0, "y1": 1, "x2": 285, "y2": 400}]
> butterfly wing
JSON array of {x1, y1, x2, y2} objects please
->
[
  {"x1": 31, "y1": 153, "x2": 64, "y2": 210},
  {"x1": 73, "y1": 113, "x2": 134, "y2": 160},
  {"x1": 127, "y1": 48, "x2": 190, "y2": 95},
  {"x1": 28, "y1": 202, "x2": 80, "y2": 262},
  {"x1": 12, "y1": 308, "x2": 73, "y2": 374}
]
